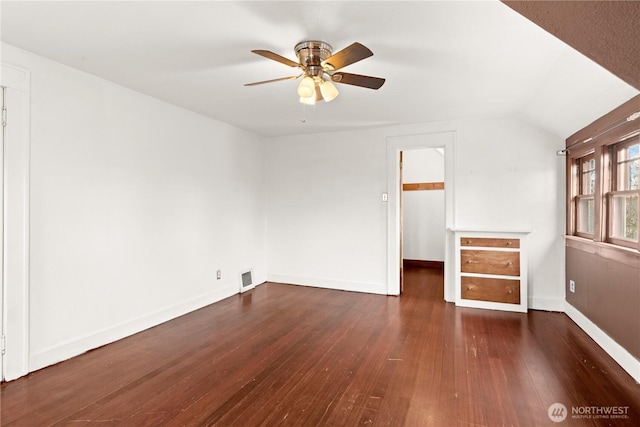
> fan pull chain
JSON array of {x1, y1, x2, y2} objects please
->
[{"x1": 300, "y1": 102, "x2": 317, "y2": 124}]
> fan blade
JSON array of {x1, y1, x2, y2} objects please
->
[
  {"x1": 321, "y1": 42, "x2": 373, "y2": 71},
  {"x1": 331, "y1": 72, "x2": 385, "y2": 90},
  {"x1": 251, "y1": 50, "x2": 301, "y2": 68},
  {"x1": 244, "y1": 75, "x2": 301, "y2": 86}
]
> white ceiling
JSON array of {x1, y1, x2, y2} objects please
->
[{"x1": 1, "y1": 1, "x2": 637, "y2": 138}]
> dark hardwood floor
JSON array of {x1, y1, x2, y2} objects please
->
[{"x1": 1, "y1": 266, "x2": 639, "y2": 426}]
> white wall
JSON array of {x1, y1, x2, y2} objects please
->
[
  {"x1": 266, "y1": 117, "x2": 566, "y2": 310},
  {"x1": 2, "y1": 43, "x2": 267, "y2": 373},
  {"x1": 402, "y1": 149, "x2": 445, "y2": 262},
  {"x1": 266, "y1": 130, "x2": 388, "y2": 294},
  {"x1": 454, "y1": 118, "x2": 566, "y2": 310}
]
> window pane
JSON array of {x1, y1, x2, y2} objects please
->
[
  {"x1": 611, "y1": 194, "x2": 638, "y2": 241},
  {"x1": 580, "y1": 157, "x2": 596, "y2": 194},
  {"x1": 618, "y1": 143, "x2": 640, "y2": 162},
  {"x1": 616, "y1": 143, "x2": 640, "y2": 191},
  {"x1": 577, "y1": 197, "x2": 595, "y2": 234},
  {"x1": 583, "y1": 158, "x2": 596, "y2": 171},
  {"x1": 617, "y1": 158, "x2": 639, "y2": 190}
]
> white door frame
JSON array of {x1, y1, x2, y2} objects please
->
[
  {"x1": 1, "y1": 85, "x2": 4, "y2": 380},
  {"x1": 386, "y1": 131, "x2": 455, "y2": 300},
  {"x1": 1, "y1": 63, "x2": 31, "y2": 381}
]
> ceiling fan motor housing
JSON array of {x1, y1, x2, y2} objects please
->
[{"x1": 295, "y1": 41, "x2": 333, "y2": 78}]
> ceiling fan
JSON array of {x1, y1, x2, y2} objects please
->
[{"x1": 245, "y1": 41, "x2": 385, "y2": 105}]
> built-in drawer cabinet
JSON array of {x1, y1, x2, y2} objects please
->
[
  {"x1": 454, "y1": 230, "x2": 528, "y2": 313},
  {"x1": 460, "y1": 250, "x2": 520, "y2": 276},
  {"x1": 461, "y1": 276, "x2": 520, "y2": 305}
]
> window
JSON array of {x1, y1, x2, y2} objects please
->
[
  {"x1": 608, "y1": 138, "x2": 639, "y2": 247},
  {"x1": 567, "y1": 96, "x2": 640, "y2": 252},
  {"x1": 575, "y1": 153, "x2": 596, "y2": 237},
  {"x1": 570, "y1": 134, "x2": 640, "y2": 251}
]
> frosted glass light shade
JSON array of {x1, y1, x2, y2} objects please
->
[
  {"x1": 297, "y1": 76, "x2": 315, "y2": 98},
  {"x1": 299, "y1": 95, "x2": 316, "y2": 105},
  {"x1": 319, "y1": 80, "x2": 339, "y2": 102}
]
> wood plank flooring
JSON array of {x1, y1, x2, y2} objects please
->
[{"x1": 1, "y1": 266, "x2": 639, "y2": 426}]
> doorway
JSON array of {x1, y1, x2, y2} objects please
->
[
  {"x1": 401, "y1": 148, "x2": 446, "y2": 292},
  {"x1": 386, "y1": 131, "x2": 455, "y2": 301}
]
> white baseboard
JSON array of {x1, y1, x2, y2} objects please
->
[
  {"x1": 29, "y1": 287, "x2": 237, "y2": 373},
  {"x1": 529, "y1": 296, "x2": 565, "y2": 312},
  {"x1": 267, "y1": 274, "x2": 388, "y2": 295},
  {"x1": 564, "y1": 302, "x2": 640, "y2": 384}
]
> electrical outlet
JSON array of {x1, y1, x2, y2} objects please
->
[
  {"x1": 216, "y1": 270, "x2": 222, "y2": 280},
  {"x1": 569, "y1": 280, "x2": 575, "y2": 293}
]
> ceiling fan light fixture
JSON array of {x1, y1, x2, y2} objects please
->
[
  {"x1": 300, "y1": 84, "x2": 324, "y2": 105},
  {"x1": 299, "y1": 95, "x2": 316, "y2": 105},
  {"x1": 319, "y1": 79, "x2": 339, "y2": 102},
  {"x1": 297, "y1": 76, "x2": 315, "y2": 98}
]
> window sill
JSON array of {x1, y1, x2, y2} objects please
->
[{"x1": 564, "y1": 235, "x2": 640, "y2": 268}]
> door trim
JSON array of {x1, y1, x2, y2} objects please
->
[
  {"x1": 1, "y1": 63, "x2": 31, "y2": 381},
  {"x1": 386, "y1": 131, "x2": 455, "y2": 299}
]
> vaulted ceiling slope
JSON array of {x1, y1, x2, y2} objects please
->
[
  {"x1": 1, "y1": 1, "x2": 637, "y2": 138},
  {"x1": 503, "y1": 0, "x2": 640, "y2": 91}
]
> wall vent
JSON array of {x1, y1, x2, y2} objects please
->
[{"x1": 240, "y1": 269, "x2": 254, "y2": 293}]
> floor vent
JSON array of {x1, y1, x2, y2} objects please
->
[{"x1": 240, "y1": 269, "x2": 254, "y2": 293}]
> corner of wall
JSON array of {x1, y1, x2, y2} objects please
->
[
  {"x1": 528, "y1": 297, "x2": 565, "y2": 312},
  {"x1": 267, "y1": 274, "x2": 388, "y2": 296}
]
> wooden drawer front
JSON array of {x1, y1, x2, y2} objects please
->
[
  {"x1": 460, "y1": 250, "x2": 520, "y2": 276},
  {"x1": 461, "y1": 276, "x2": 521, "y2": 304},
  {"x1": 460, "y1": 237, "x2": 520, "y2": 248}
]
